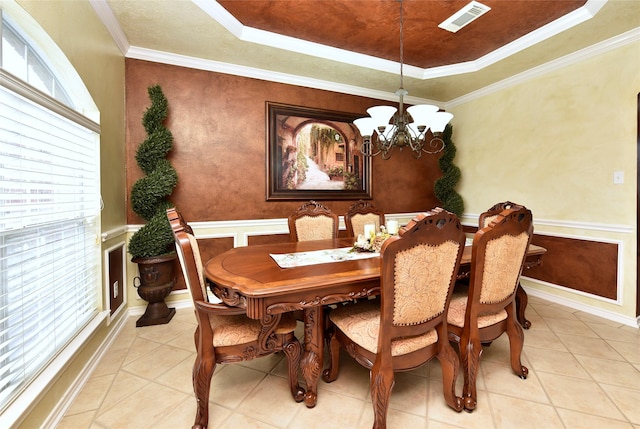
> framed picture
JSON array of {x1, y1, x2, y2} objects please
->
[{"x1": 266, "y1": 102, "x2": 372, "y2": 201}]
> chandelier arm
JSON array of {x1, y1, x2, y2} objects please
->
[
  {"x1": 421, "y1": 137, "x2": 446, "y2": 154},
  {"x1": 408, "y1": 137, "x2": 422, "y2": 153}
]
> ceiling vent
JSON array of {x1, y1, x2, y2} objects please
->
[{"x1": 438, "y1": 1, "x2": 491, "y2": 33}]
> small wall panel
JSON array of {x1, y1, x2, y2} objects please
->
[
  {"x1": 526, "y1": 235, "x2": 618, "y2": 300},
  {"x1": 108, "y1": 245, "x2": 124, "y2": 314}
]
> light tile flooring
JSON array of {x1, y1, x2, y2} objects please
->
[{"x1": 58, "y1": 296, "x2": 640, "y2": 429}]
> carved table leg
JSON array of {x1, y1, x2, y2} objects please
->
[
  {"x1": 301, "y1": 305, "x2": 323, "y2": 408},
  {"x1": 515, "y1": 284, "x2": 531, "y2": 329}
]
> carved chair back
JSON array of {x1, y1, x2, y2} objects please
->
[
  {"x1": 288, "y1": 200, "x2": 339, "y2": 242},
  {"x1": 377, "y1": 208, "x2": 465, "y2": 351}
]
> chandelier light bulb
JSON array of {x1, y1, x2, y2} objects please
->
[
  {"x1": 406, "y1": 104, "x2": 438, "y2": 128},
  {"x1": 366, "y1": 106, "x2": 397, "y2": 129},
  {"x1": 429, "y1": 112, "x2": 454, "y2": 134}
]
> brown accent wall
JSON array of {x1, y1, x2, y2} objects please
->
[{"x1": 125, "y1": 59, "x2": 443, "y2": 224}]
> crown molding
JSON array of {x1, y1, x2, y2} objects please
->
[
  {"x1": 447, "y1": 27, "x2": 640, "y2": 108},
  {"x1": 125, "y1": 45, "x2": 444, "y2": 106},
  {"x1": 89, "y1": 0, "x2": 129, "y2": 55},
  {"x1": 127, "y1": 25, "x2": 638, "y2": 108}
]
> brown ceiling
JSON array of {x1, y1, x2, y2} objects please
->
[{"x1": 218, "y1": 0, "x2": 586, "y2": 69}]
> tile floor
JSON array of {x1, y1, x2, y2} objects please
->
[{"x1": 58, "y1": 295, "x2": 640, "y2": 429}]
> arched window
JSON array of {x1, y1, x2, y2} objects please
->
[{"x1": 0, "y1": 10, "x2": 101, "y2": 417}]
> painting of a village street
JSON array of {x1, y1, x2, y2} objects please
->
[{"x1": 267, "y1": 103, "x2": 371, "y2": 200}]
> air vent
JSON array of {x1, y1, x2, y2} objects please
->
[{"x1": 438, "y1": 1, "x2": 491, "y2": 33}]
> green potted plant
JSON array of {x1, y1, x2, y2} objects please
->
[
  {"x1": 128, "y1": 84, "x2": 179, "y2": 327},
  {"x1": 434, "y1": 124, "x2": 464, "y2": 217}
]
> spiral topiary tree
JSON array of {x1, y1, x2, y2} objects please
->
[
  {"x1": 434, "y1": 124, "x2": 464, "y2": 217},
  {"x1": 128, "y1": 85, "x2": 178, "y2": 260}
]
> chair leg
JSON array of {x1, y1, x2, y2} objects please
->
[
  {"x1": 505, "y1": 306, "x2": 528, "y2": 379},
  {"x1": 282, "y1": 334, "x2": 306, "y2": 402},
  {"x1": 192, "y1": 351, "x2": 215, "y2": 429},
  {"x1": 459, "y1": 332, "x2": 481, "y2": 412},
  {"x1": 437, "y1": 326, "x2": 464, "y2": 412},
  {"x1": 370, "y1": 357, "x2": 394, "y2": 429},
  {"x1": 322, "y1": 328, "x2": 340, "y2": 383}
]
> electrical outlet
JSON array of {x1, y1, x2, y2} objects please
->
[
  {"x1": 613, "y1": 171, "x2": 624, "y2": 184},
  {"x1": 113, "y1": 280, "x2": 119, "y2": 299}
]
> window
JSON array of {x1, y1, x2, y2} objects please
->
[
  {"x1": 0, "y1": 14, "x2": 101, "y2": 414},
  {"x1": 1, "y1": 17, "x2": 74, "y2": 107}
]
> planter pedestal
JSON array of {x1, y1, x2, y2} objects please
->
[
  {"x1": 133, "y1": 254, "x2": 177, "y2": 327},
  {"x1": 135, "y1": 281, "x2": 176, "y2": 327}
]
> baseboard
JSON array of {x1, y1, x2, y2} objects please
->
[{"x1": 524, "y1": 285, "x2": 639, "y2": 328}]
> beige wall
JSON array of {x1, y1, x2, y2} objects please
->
[
  {"x1": 451, "y1": 41, "x2": 640, "y2": 320},
  {"x1": 10, "y1": 1, "x2": 126, "y2": 427}
]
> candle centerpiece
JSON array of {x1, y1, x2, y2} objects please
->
[{"x1": 352, "y1": 224, "x2": 393, "y2": 253}]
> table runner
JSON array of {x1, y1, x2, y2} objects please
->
[{"x1": 270, "y1": 247, "x2": 380, "y2": 268}]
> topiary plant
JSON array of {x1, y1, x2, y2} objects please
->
[
  {"x1": 128, "y1": 85, "x2": 178, "y2": 259},
  {"x1": 434, "y1": 124, "x2": 464, "y2": 217}
]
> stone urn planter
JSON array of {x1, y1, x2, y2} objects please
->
[
  {"x1": 127, "y1": 85, "x2": 179, "y2": 328},
  {"x1": 133, "y1": 253, "x2": 177, "y2": 327}
]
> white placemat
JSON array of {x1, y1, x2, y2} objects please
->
[{"x1": 270, "y1": 247, "x2": 380, "y2": 268}]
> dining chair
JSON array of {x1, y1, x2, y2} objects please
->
[
  {"x1": 323, "y1": 208, "x2": 466, "y2": 428},
  {"x1": 344, "y1": 199, "x2": 386, "y2": 238},
  {"x1": 288, "y1": 200, "x2": 339, "y2": 242},
  {"x1": 167, "y1": 208, "x2": 305, "y2": 429},
  {"x1": 447, "y1": 205, "x2": 533, "y2": 412}
]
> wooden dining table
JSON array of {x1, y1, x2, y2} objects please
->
[{"x1": 204, "y1": 237, "x2": 546, "y2": 408}]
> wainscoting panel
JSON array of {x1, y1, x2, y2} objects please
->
[
  {"x1": 527, "y1": 234, "x2": 619, "y2": 300},
  {"x1": 463, "y1": 220, "x2": 621, "y2": 301},
  {"x1": 104, "y1": 242, "x2": 126, "y2": 322}
]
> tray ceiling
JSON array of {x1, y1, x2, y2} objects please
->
[{"x1": 101, "y1": 0, "x2": 639, "y2": 102}]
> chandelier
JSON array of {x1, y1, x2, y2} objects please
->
[{"x1": 354, "y1": 0, "x2": 453, "y2": 159}]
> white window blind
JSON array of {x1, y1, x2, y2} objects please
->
[{"x1": 0, "y1": 82, "x2": 101, "y2": 410}]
